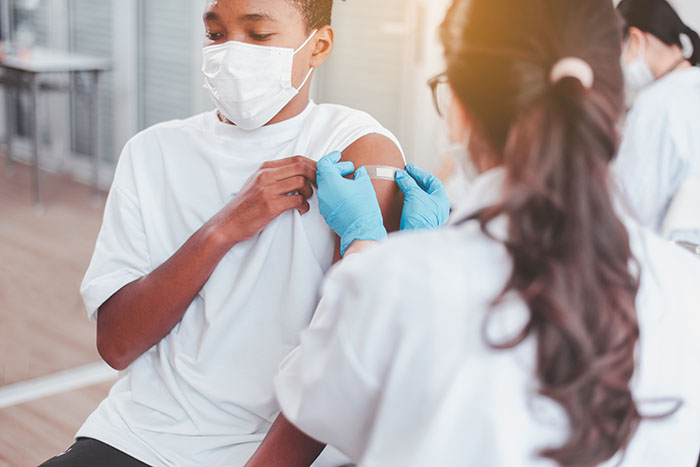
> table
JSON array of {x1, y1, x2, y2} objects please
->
[{"x1": 0, "y1": 47, "x2": 111, "y2": 206}]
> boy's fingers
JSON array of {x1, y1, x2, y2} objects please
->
[{"x1": 273, "y1": 161, "x2": 318, "y2": 185}]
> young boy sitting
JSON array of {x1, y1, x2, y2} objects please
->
[{"x1": 41, "y1": 1, "x2": 404, "y2": 465}]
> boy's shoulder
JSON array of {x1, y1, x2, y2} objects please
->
[
  {"x1": 128, "y1": 112, "x2": 213, "y2": 146},
  {"x1": 309, "y1": 102, "x2": 376, "y2": 118},
  {"x1": 113, "y1": 112, "x2": 216, "y2": 174},
  {"x1": 306, "y1": 102, "x2": 386, "y2": 132},
  {"x1": 303, "y1": 102, "x2": 402, "y2": 156}
]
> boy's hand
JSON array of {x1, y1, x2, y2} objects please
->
[{"x1": 215, "y1": 156, "x2": 318, "y2": 245}]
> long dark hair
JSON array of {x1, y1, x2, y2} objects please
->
[
  {"x1": 441, "y1": 0, "x2": 644, "y2": 465},
  {"x1": 618, "y1": 0, "x2": 700, "y2": 66}
]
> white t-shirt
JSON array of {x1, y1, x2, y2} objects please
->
[
  {"x1": 614, "y1": 67, "x2": 700, "y2": 233},
  {"x1": 276, "y1": 168, "x2": 700, "y2": 467},
  {"x1": 78, "y1": 101, "x2": 402, "y2": 467}
]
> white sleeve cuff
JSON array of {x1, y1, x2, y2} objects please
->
[{"x1": 81, "y1": 269, "x2": 143, "y2": 322}]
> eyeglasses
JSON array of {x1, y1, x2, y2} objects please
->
[{"x1": 427, "y1": 72, "x2": 451, "y2": 118}]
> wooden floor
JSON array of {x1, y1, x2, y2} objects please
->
[
  {"x1": 0, "y1": 156, "x2": 113, "y2": 466},
  {"x1": 0, "y1": 157, "x2": 106, "y2": 384},
  {"x1": 0, "y1": 381, "x2": 114, "y2": 466}
]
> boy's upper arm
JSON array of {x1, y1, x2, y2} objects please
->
[
  {"x1": 331, "y1": 134, "x2": 405, "y2": 263},
  {"x1": 341, "y1": 133, "x2": 406, "y2": 232}
]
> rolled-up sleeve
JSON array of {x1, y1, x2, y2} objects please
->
[{"x1": 80, "y1": 142, "x2": 151, "y2": 321}]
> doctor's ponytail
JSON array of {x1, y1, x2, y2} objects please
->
[{"x1": 441, "y1": 0, "x2": 655, "y2": 464}]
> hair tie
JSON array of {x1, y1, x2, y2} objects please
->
[
  {"x1": 550, "y1": 57, "x2": 595, "y2": 90},
  {"x1": 680, "y1": 32, "x2": 694, "y2": 60}
]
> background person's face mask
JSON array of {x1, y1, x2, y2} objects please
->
[
  {"x1": 202, "y1": 30, "x2": 317, "y2": 131},
  {"x1": 622, "y1": 36, "x2": 656, "y2": 92}
]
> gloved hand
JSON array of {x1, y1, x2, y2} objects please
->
[
  {"x1": 317, "y1": 151, "x2": 388, "y2": 256},
  {"x1": 396, "y1": 164, "x2": 451, "y2": 231}
]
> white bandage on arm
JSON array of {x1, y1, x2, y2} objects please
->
[{"x1": 365, "y1": 165, "x2": 399, "y2": 182}]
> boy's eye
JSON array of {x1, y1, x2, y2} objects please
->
[
  {"x1": 206, "y1": 32, "x2": 224, "y2": 40},
  {"x1": 250, "y1": 33, "x2": 274, "y2": 41}
]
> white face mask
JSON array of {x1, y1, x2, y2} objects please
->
[
  {"x1": 202, "y1": 30, "x2": 317, "y2": 131},
  {"x1": 621, "y1": 37, "x2": 656, "y2": 92}
]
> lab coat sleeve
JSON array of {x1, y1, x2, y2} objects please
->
[
  {"x1": 274, "y1": 253, "x2": 401, "y2": 461},
  {"x1": 80, "y1": 142, "x2": 152, "y2": 321},
  {"x1": 613, "y1": 99, "x2": 687, "y2": 231}
]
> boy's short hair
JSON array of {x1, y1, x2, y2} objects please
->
[{"x1": 290, "y1": 0, "x2": 343, "y2": 31}]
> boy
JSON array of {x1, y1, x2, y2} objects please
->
[{"x1": 41, "y1": 0, "x2": 405, "y2": 465}]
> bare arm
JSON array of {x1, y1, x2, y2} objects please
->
[
  {"x1": 246, "y1": 414, "x2": 325, "y2": 467},
  {"x1": 96, "y1": 156, "x2": 318, "y2": 370},
  {"x1": 332, "y1": 133, "x2": 405, "y2": 262}
]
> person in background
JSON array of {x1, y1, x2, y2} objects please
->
[
  {"x1": 247, "y1": 0, "x2": 700, "y2": 465},
  {"x1": 614, "y1": 0, "x2": 700, "y2": 239}
]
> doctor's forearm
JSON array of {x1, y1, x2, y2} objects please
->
[
  {"x1": 344, "y1": 240, "x2": 378, "y2": 256},
  {"x1": 96, "y1": 219, "x2": 237, "y2": 371},
  {"x1": 246, "y1": 413, "x2": 325, "y2": 467}
]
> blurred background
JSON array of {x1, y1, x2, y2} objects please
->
[
  {"x1": 0, "y1": 0, "x2": 450, "y2": 185},
  {"x1": 0, "y1": 0, "x2": 697, "y2": 465}
]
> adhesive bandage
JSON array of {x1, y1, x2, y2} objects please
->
[{"x1": 365, "y1": 165, "x2": 400, "y2": 181}]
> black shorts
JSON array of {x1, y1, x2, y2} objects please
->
[{"x1": 40, "y1": 438, "x2": 150, "y2": 467}]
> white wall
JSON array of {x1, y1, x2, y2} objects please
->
[
  {"x1": 670, "y1": 0, "x2": 700, "y2": 31},
  {"x1": 316, "y1": 0, "x2": 450, "y2": 171},
  {"x1": 400, "y1": 0, "x2": 451, "y2": 172},
  {"x1": 315, "y1": 0, "x2": 412, "y2": 150},
  {"x1": 613, "y1": 0, "x2": 700, "y2": 30}
]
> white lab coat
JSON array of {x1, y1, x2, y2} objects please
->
[
  {"x1": 614, "y1": 67, "x2": 700, "y2": 234},
  {"x1": 275, "y1": 168, "x2": 700, "y2": 467}
]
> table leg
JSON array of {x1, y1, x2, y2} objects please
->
[
  {"x1": 89, "y1": 70, "x2": 100, "y2": 198},
  {"x1": 29, "y1": 74, "x2": 41, "y2": 207},
  {"x1": 4, "y1": 81, "x2": 15, "y2": 171}
]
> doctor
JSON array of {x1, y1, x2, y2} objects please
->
[
  {"x1": 614, "y1": 0, "x2": 700, "y2": 237},
  {"x1": 247, "y1": 0, "x2": 700, "y2": 465}
]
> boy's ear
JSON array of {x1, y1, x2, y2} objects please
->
[{"x1": 310, "y1": 25, "x2": 334, "y2": 68}]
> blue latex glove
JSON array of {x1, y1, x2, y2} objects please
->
[
  {"x1": 395, "y1": 164, "x2": 451, "y2": 231},
  {"x1": 317, "y1": 151, "x2": 388, "y2": 256}
]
